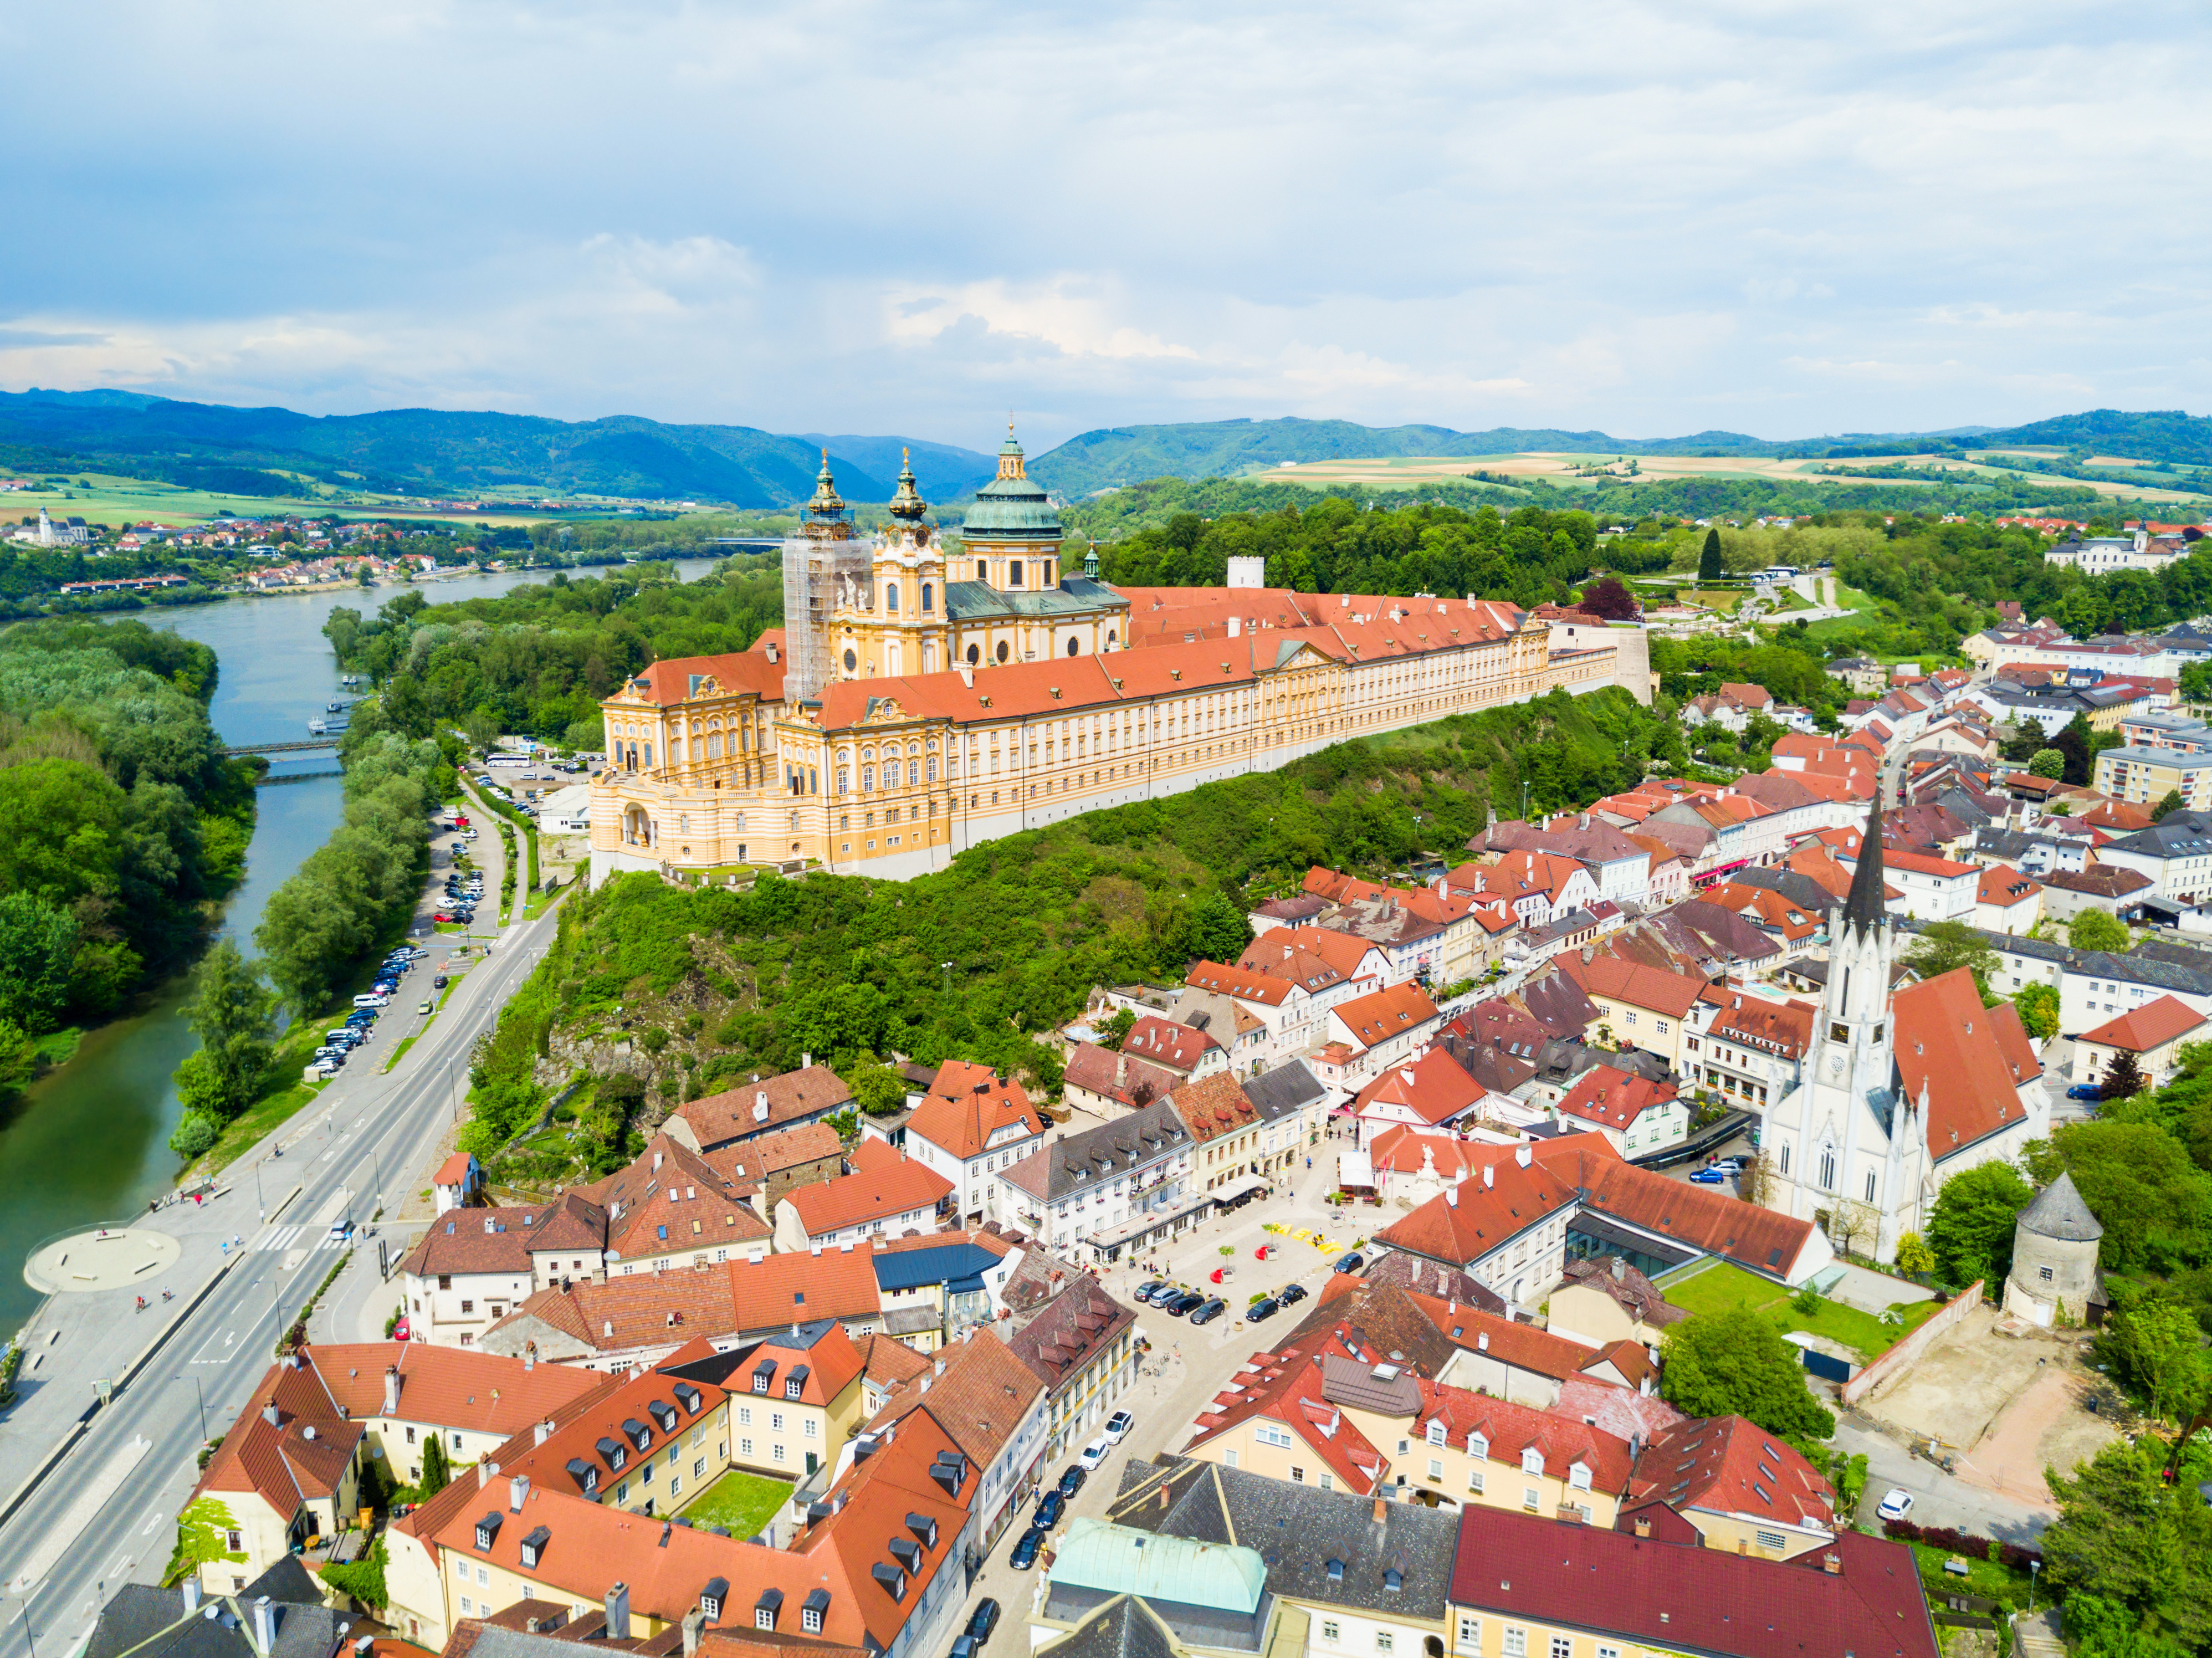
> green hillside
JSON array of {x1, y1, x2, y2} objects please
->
[
  {"x1": 0, "y1": 391, "x2": 995, "y2": 510},
  {"x1": 1973, "y1": 409, "x2": 2212, "y2": 465}
]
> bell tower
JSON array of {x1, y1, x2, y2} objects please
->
[{"x1": 861, "y1": 448, "x2": 948, "y2": 679}]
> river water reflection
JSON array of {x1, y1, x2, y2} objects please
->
[{"x1": 0, "y1": 561, "x2": 713, "y2": 1326}]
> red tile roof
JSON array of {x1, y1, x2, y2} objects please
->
[
  {"x1": 1629, "y1": 1414, "x2": 1835, "y2": 1534},
  {"x1": 1121, "y1": 1015, "x2": 1220, "y2": 1072},
  {"x1": 1354, "y1": 1050, "x2": 1487, "y2": 1126},
  {"x1": 2078, "y1": 992, "x2": 2207, "y2": 1052},
  {"x1": 1415, "y1": 1377, "x2": 1636, "y2": 1492},
  {"x1": 906, "y1": 1067, "x2": 1043, "y2": 1161},
  {"x1": 1185, "y1": 960, "x2": 1293, "y2": 1007},
  {"x1": 1556, "y1": 1066, "x2": 1677, "y2": 1130},
  {"x1": 1559, "y1": 953, "x2": 1706, "y2": 1019},
  {"x1": 677, "y1": 1066, "x2": 854, "y2": 1148},
  {"x1": 1402, "y1": 1295, "x2": 1609, "y2": 1382},
  {"x1": 1170, "y1": 1072, "x2": 1259, "y2": 1145},
  {"x1": 1448, "y1": 1509, "x2": 1938, "y2": 1658},
  {"x1": 1240, "y1": 925, "x2": 1383, "y2": 985},
  {"x1": 1893, "y1": 968, "x2": 2040, "y2": 1161},
  {"x1": 1332, "y1": 981, "x2": 1442, "y2": 1052},
  {"x1": 782, "y1": 1138, "x2": 953, "y2": 1235}
]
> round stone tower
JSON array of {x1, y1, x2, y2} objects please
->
[{"x1": 2002, "y1": 1170, "x2": 2103, "y2": 1327}]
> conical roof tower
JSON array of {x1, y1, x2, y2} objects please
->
[
  {"x1": 2017, "y1": 1171, "x2": 2103, "y2": 1242},
  {"x1": 1842, "y1": 799, "x2": 1887, "y2": 939}
]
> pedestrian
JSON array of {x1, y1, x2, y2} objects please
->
[{"x1": 221, "y1": 1240, "x2": 229, "y2": 1257}]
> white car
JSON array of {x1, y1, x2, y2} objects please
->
[
  {"x1": 1103, "y1": 1411, "x2": 1134, "y2": 1445},
  {"x1": 1876, "y1": 1488, "x2": 1914, "y2": 1522},
  {"x1": 1077, "y1": 1436, "x2": 1111, "y2": 1471}
]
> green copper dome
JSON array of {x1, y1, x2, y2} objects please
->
[{"x1": 960, "y1": 429, "x2": 1062, "y2": 543}]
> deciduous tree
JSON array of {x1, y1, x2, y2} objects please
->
[
  {"x1": 1926, "y1": 1160, "x2": 2032, "y2": 1285},
  {"x1": 2070, "y1": 909, "x2": 2132, "y2": 953},
  {"x1": 2042, "y1": 1437, "x2": 2212, "y2": 1649},
  {"x1": 1659, "y1": 1308, "x2": 1835, "y2": 1458}
]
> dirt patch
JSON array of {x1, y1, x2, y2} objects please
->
[{"x1": 1861, "y1": 1304, "x2": 2060, "y2": 1447}]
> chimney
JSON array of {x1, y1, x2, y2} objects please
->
[
  {"x1": 1228, "y1": 616, "x2": 1242, "y2": 638},
  {"x1": 1483, "y1": 1165, "x2": 1494, "y2": 1189},
  {"x1": 934, "y1": 1355, "x2": 946, "y2": 1377},
  {"x1": 653, "y1": 1151, "x2": 663, "y2": 1170},
  {"x1": 1372, "y1": 1495, "x2": 1388, "y2": 1524},
  {"x1": 262, "y1": 1403, "x2": 280, "y2": 1427},
  {"x1": 754, "y1": 1091, "x2": 770, "y2": 1123},
  {"x1": 1822, "y1": 1553, "x2": 1842, "y2": 1575},
  {"x1": 251, "y1": 1597, "x2": 275, "y2": 1656},
  {"x1": 510, "y1": 1474, "x2": 530, "y2": 1512},
  {"x1": 682, "y1": 1608, "x2": 707, "y2": 1657},
  {"x1": 1515, "y1": 1144, "x2": 1532, "y2": 1168},
  {"x1": 1611, "y1": 1257, "x2": 1625, "y2": 1281},
  {"x1": 802, "y1": 1052, "x2": 812, "y2": 1069},
  {"x1": 382, "y1": 1366, "x2": 400, "y2": 1415},
  {"x1": 525, "y1": 1341, "x2": 537, "y2": 1370},
  {"x1": 1633, "y1": 1514, "x2": 1652, "y2": 1538},
  {"x1": 535, "y1": 1419, "x2": 554, "y2": 1445},
  {"x1": 182, "y1": 1579, "x2": 203, "y2": 1615},
  {"x1": 479, "y1": 1459, "x2": 498, "y2": 1489},
  {"x1": 1477, "y1": 1332, "x2": 1489, "y2": 1352},
  {"x1": 1446, "y1": 1186, "x2": 1458, "y2": 1208},
  {"x1": 606, "y1": 1584, "x2": 632, "y2": 1642}
]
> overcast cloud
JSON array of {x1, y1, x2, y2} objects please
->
[{"x1": 2, "y1": 0, "x2": 2206, "y2": 450}]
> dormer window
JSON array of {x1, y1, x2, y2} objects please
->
[
  {"x1": 1468, "y1": 1434, "x2": 1488, "y2": 1462},
  {"x1": 596, "y1": 1436, "x2": 626, "y2": 1472},
  {"x1": 1384, "y1": 1568, "x2": 1403, "y2": 1593},
  {"x1": 474, "y1": 1512, "x2": 503, "y2": 1552},
  {"x1": 889, "y1": 1536, "x2": 921, "y2": 1572},
  {"x1": 520, "y1": 1526, "x2": 550, "y2": 1569},
  {"x1": 1569, "y1": 1463, "x2": 1593, "y2": 1491},
  {"x1": 565, "y1": 1457, "x2": 599, "y2": 1493},
  {"x1": 700, "y1": 1578, "x2": 729, "y2": 1621},
  {"x1": 1426, "y1": 1421, "x2": 1446, "y2": 1448},
  {"x1": 802, "y1": 1590, "x2": 830, "y2": 1634},
  {"x1": 1520, "y1": 1447, "x2": 1543, "y2": 1476},
  {"x1": 906, "y1": 1512, "x2": 939, "y2": 1550},
  {"x1": 754, "y1": 1588, "x2": 781, "y2": 1630},
  {"x1": 1326, "y1": 1559, "x2": 1345, "y2": 1583},
  {"x1": 754, "y1": 1360, "x2": 776, "y2": 1394},
  {"x1": 624, "y1": 1418, "x2": 652, "y2": 1452}
]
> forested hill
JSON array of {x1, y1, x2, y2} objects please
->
[
  {"x1": 0, "y1": 390, "x2": 994, "y2": 508},
  {"x1": 1029, "y1": 410, "x2": 2211, "y2": 495}
]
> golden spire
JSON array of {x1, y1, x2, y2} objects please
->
[{"x1": 887, "y1": 446, "x2": 929, "y2": 523}]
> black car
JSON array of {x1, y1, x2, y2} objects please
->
[
  {"x1": 1166, "y1": 1291, "x2": 1205, "y2": 1317},
  {"x1": 1190, "y1": 1297, "x2": 1227, "y2": 1326},
  {"x1": 1008, "y1": 1527, "x2": 1044, "y2": 1569},
  {"x1": 1248, "y1": 1297, "x2": 1281, "y2": 1322},
  {"x1": 968, "y1": 1600, "x2": 1001, "y2": 1644},
  {"x1": 433, "y1": 974, "x2": 449, "y2": 989},
  {"x1": 1057, "y1": 1465, "x2": 1087, "y2": 1498},
  {"x1": 1334, "y1": 1251, "x2": 1365, "y2": 1275},
  {"x1": 1035, "y1": 1489, "x2": 1066, "y2": 1528},
  {"x1": 1279, "y1": 1283, "x2": 1308, "y2": 1305}
]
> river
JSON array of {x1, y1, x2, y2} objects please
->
[{"x1": 0, "y1": 560, "x2": 718, "y2": 1329}]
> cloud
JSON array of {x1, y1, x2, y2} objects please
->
[{"x1": 0, "y1": 0, "x2": 2206, "y2": 444}]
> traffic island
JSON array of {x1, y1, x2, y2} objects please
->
[{"x1": 23, "y1": 1226, "x2": 182, "y2": 1295}]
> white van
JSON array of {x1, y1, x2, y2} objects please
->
[{"x1": 353, "y1": 992, "x2": 390, "y2": 1009}]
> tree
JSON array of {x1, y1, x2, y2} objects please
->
[
  {"x1": 321, "y1": 1539, "x2": 389, "y2": 1611},
  {"x1": 2041, "y1": 1437, "x2": 2212, "y2": 1650},
  {"x1": 178, "y1": 940, "x2": 279, "y2": 1120},
  {"x1": 418, "y1": 1431, "x2": 452, "y2": 1497},
  {"x1": 1907, "y1": 921, "x2": 1999, "y2": 1001},
  {"x1": 2027, "y1": 1120, "x2": 2212, "y2": 1270},
  {"x1": 1895, "y1": 1232, "x2": 1936, "y2": 1276},
  {"x1": 1099, "y1": 1007, "x2": 1136, "y2": 1051},
  {"x1": 2053, "y1": 713, "x2": 2098, "y2": 786},
  {"x1": 2015, "y1": 982, "x2": 2061, "y2": 1040},
  {"x1": 1578, "y1": 578, "x2": 1639, "y2": 621},
  {"x1": 1172, "y1": 893, "x2": 1252, "y2": 967},
  {"x1": 2097, "y1": 1292, "x2": 2209, "y2": 1421},
  {"x1": 2155, "y1": 789, "x2": 2188, "y2": 822},
  {"x1": 846, "y1": 1062, "x2": 907, "y2": 1117},
  {"x1": 2030, "y1": 748, "x2": 2066, "y2": 779},
  {"x1": 2065, "y1": 1594, "x2": 2195, "y2": 1658},
  {"x1": 1697, "y1": 529, "x2": 1724, "y2": 582},
  {"x1": 1926, "y1": 1160, "x2": 2032, "y2": 1285},
  {"x1": 2103, "y1": 1048, "x2": 2148, "y2": 1102},
  {"x1": 2070, "y1": 909, "x2": 2132, "y2": 954},
  {"x1": 1658, "y1": 1308, "x2": 1835, "y2": 1457},
  {"x1": 174, "y1": 1496, "x2": 249, "y2": 1577},
  {"x1": 0, "y1": 892, "x2": 78, "y2": 1032}
]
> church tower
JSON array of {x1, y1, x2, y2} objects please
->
[{"x1": 837, "y1": 448, "x2": 949, "y2": 681}]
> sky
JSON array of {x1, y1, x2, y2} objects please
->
[{"x1": 3, "y1": 0, "x2": 2209, "y2": 453}]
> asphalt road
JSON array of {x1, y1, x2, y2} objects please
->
[{"x1": 0, "y1": 886, "x2": 567, "y2": 1658}]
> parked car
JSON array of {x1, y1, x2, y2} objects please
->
[
  {"x1": 1707, "y1": 1158, "x2": 1743, "y2": 1175},
  {"x1": 1688, "y1": 1167, "x2": 1729, "y2": 1185},
  {"x1": 1104, "y1": 1410, "x2": 1134, "y2": 1444},
  {"x1": 1278, "y1": 1283, "x2": 1308, "y2": 1305},
  {"x1": 950, "y1": 1637, "x2": 977, "y2": 1658},
  {"x1": 1057, "y1": 1465, "x2": 1086, "y2": 1498},
  {"x1": 353, "y1": 992, "x2": 389, "y2": 1009},
  {"x1": 1189, "y1": 1298, "x2": 1227, "y2": 1326},
  {"x1": 1035, "y1": 1490, "x2": 1065, "y2": 1529},
  {"x1": 1134, "y1": 1280, "x2": 1166, "y2": 1303},
  {"x1": 2067, "y1": 1083, "x2": 2103, "y2": 1101},
  {"x1": 1334, "y1": 1252, "x2": 1365, "y2": 1275},
  {"x1": 1146, "y1": 1283, "x2": 1184, "y2": 1306},
  {"x1": 1008, "y1": 1527, "x2": 1044, "y2": 1569},
  {"x1": 1078, "y1": 1436, "x2": 1111, "y2": 1471},
  {"x1": 1248, "y1": 1297, "x2": 1281, "y2": 1322},
  {"x1": 1166, "y1": 1291, "x2": 1205, "y2": 1316},
  {"x1": 1877, "y1": 1488, "x2": 1914, "y2": 1521},
  {"x1": 967, "y1": 1600, "x2": 1000, "y2": 1644}
]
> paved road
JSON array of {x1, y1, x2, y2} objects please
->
[{"x1": 0, "y1": 878, "x2": 567, "y2": 1658}]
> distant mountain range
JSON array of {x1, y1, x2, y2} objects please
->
[
  {"x1": 1023, "y1": 412, "x2": 2212, "y2": 496},
  {"x1": 1, "y1": 388, "x2": 2203, "y2": 511},
  {"x1": 0, "y1": 390, "x2": 997, "y2": 510}
]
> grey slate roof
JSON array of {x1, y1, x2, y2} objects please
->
[
  {"x1": 1109, "y1": 1455, "x2": 1460, "y2": 1619},
  {"x1": 86, "y1": 1562, "x2": 342, "y2": 1658},
  {"x1": 1000, "y1": 1097, "x2": 1189, "y2": 1203},
  {"x1": 1319, "y1": 1353, "x2": 1422, "y2": 1416},
  {"x1": 1036, "y1": 1596, "x2": 1180, "y2": 1658},
  {"x1": 1242, "y1": 1060, "x2": 1326, "y2": 1122},
  {"x1": 945, "y1": 575, "x2": 1123, "y2": 622},
  {"x1": 1729, "y1": 866, "x2": 1835, "y2": 914},
  {"x1": 2017, "y1": 1172, "x2": 2103, "y2": 1242},
  {"x1": 2106, "y1": 822, "x2": 2212, "y2": 859},
  {"x1": 1896, "y1": 918, "x2": 2212, "y2": 994}
]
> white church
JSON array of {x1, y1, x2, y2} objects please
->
[{"x1": 1760, "y1": 804, "x2": 2048, "y2": 1263}]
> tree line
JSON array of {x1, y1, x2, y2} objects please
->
[{"x1": 0, "y1": 618, "x2": 256, "y2": 1093}]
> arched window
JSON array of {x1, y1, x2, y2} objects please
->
[
  {"x1": 926, "y1": 755, "x2": 938, "y2": 782},
  {"x1": 908, "y1": 759, "x2": 920, "y2": 786},
  {"x1": 837, "y1": 767, "x2": 849, "y2": 794},
  {"x1": 862, "y1": 765, "x2": 875, "y2": 791},
  {"x1": 921, "y1": 582, "x2": 934, "y2": 613},
  {"x1": 1066, "y1": 637, "x2": 1080, "y2": 657},
  {"x1": 884, "y1": 582, "x2": 900, "y2": 613},
  {"x1": 996, "y1": 641, "x2": 1010, "y2": 663},
  {"x1": 1107, "y1": 630, "x2": 1117, "y2": 647},
  {"x1": 966, "y1": 643, "x2": 980, "y2": 665}
]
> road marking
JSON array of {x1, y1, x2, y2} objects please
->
[
  {"x1": 250, "y1": 1225, "x2": 303, "y2": 1252},
  {"x1": 103, "y1": 1551, "x2": 133, "y2": 1582},
  {"x1": 141, "y1": 1513, "x2": 161, "y2": 1536},
  {"x1": 189, "y1": 1329, "x2": 239, "y2": 1366},
  {"x1": 4, "y1": 1436, "x2": 150, "y2": 1593}
]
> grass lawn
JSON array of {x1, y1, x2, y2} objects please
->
[
  {"x1": 1902, "y1": 1541, "x2": 2040, "y2": 1610},
  {"x1": 1660, "y1": 1259, "x2": 1941, "y2": 1363},
  {"x1": 680, "y1": 1470, "x2": 793, "y2": 1539}
]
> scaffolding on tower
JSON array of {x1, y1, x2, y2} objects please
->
[{"x1": 781, "y1": 450, "x2": 873, "y2": 705}]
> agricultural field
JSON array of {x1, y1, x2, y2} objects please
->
[{"x1": 1236, "y1": 449, "x2": 2211, "y2": 505}]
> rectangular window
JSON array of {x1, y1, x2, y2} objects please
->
[
  {"x1": 1377, "y1": 1636, "x2": 1395, "y2": 1654},
  {"x1": 1503, "y1": 1632, "x2": 1526, "y2": 1658},
  {"x1": 1550, "y1": 1641, "x2": 1572, "y2": 1658},
  {"x1": 1223, "y1": 1449, "x2": 1238, "y2": 1469},
  {"x1": 1468, "y1": 1470, "x2": 1486, "y2": 1493},
  {"x1": 740, "y1": 1438, "x2": 752, "y2": 1457},
  {"x1": 1457, "y1": 1616, "x2": 1481, "y2": 1655},
  {"x1": 805, "y1": 1418, "x2": 819, "y2": 1438},
  {"x1": 1322, "y1": 1625, "x2": 1341, "y2": 1644},
  {"x1": 774, "y1": 1443, "x2": 787, "y2": 1462},
  {"x1": 1428, "y1": 1459, "x2": 1445, "y2": 1481},
  {"x1": 1755, "y1": 1528, "x2": 1788, "y2": 1551},
  {"x1": 1289, "y1": 1465, "x2": 1306, "y2": 1484},
  {"x1": 770, "y1": 1413, "x2": 784, "y2": 1431},
  {"x1": 1523, "y1": 1487, "x2": 1540, "y2": 1511}
]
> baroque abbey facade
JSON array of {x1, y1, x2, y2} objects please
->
[{"x1": 590, "y1": 433, "x2": 1645, "y2": 883}]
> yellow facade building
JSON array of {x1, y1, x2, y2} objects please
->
[{"x1": 590, "y1": 437, "x2": 1642, "y2": 884}]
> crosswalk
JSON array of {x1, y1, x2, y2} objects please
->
[{"x1": 244, "y1": 1224, "x2": 351, "y2": 1253}]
